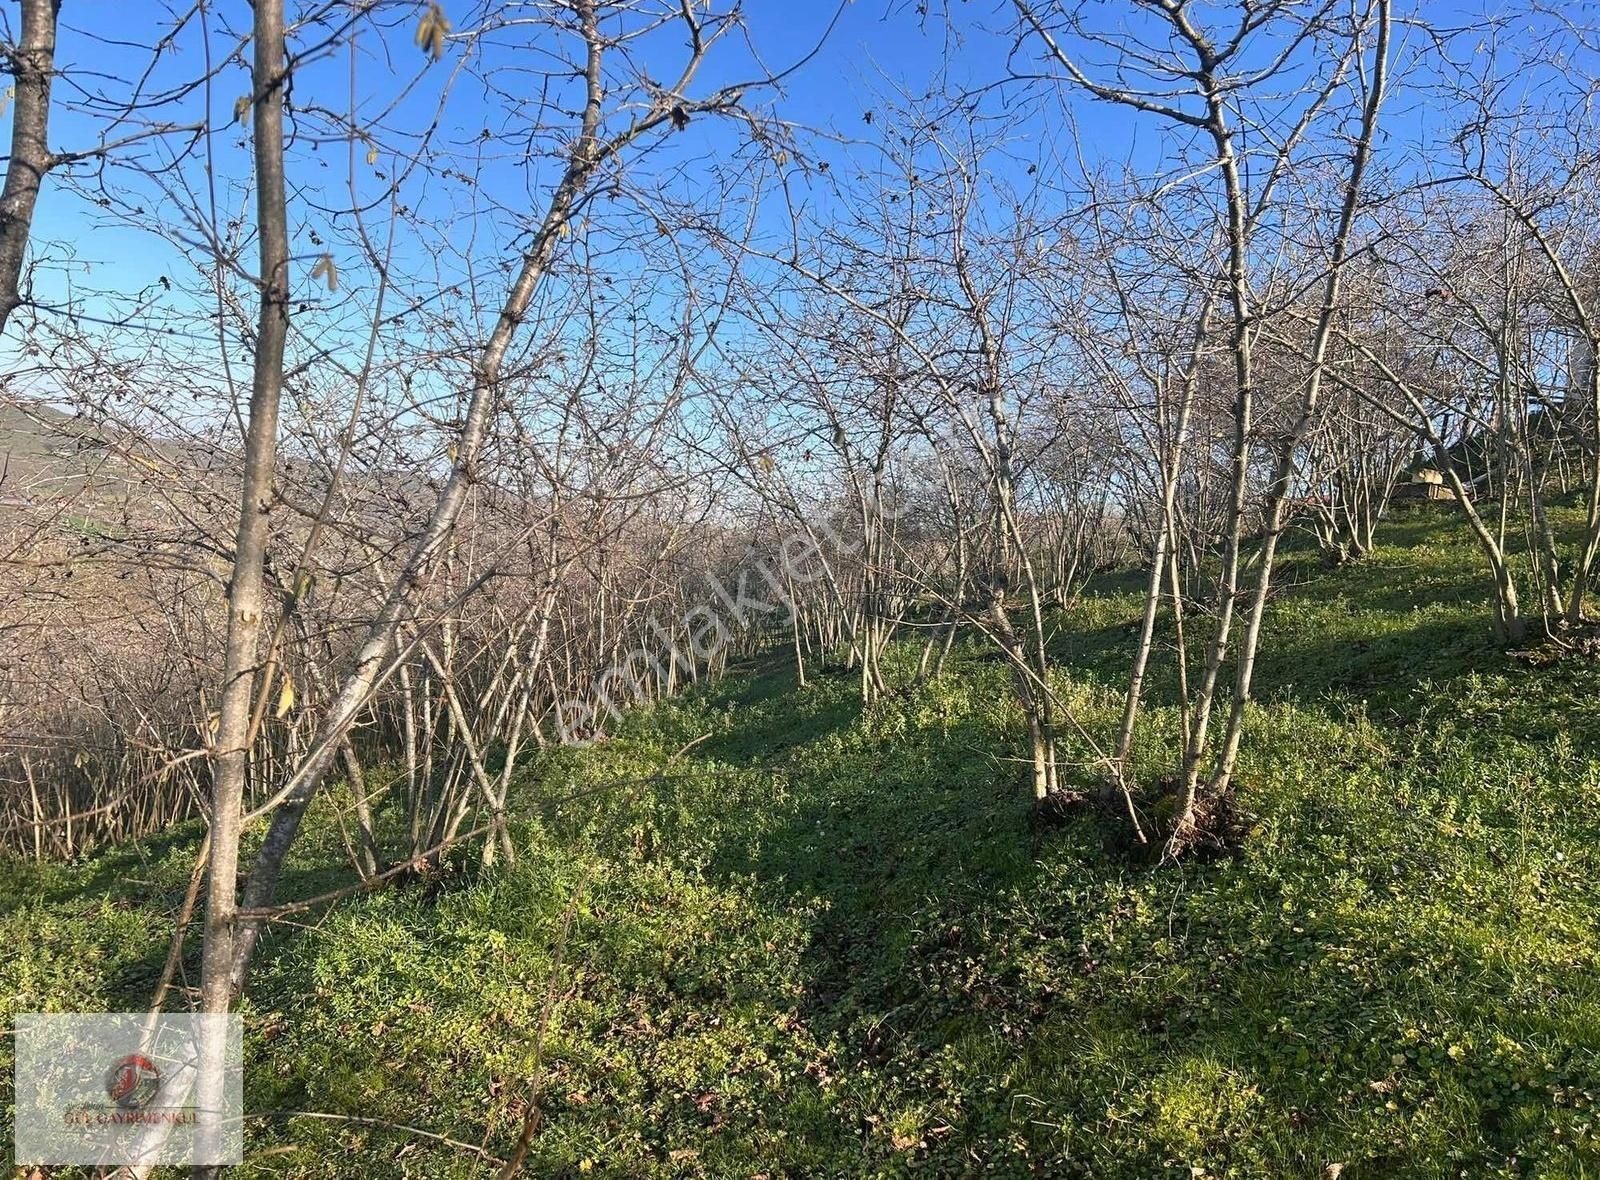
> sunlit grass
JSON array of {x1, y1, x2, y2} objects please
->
[{"x1": 3, "y1": 507, "x2": 1598, "y2": 1177}]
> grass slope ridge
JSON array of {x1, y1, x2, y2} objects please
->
[{"x1": 4, "y1": 510, "x2": 1600, "y2": 1178}]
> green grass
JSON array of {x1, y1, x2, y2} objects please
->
[{"x1": 4, "y1": 508, "x2": 1600, "y2": 1177}]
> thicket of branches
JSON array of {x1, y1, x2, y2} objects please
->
[{"x1": 4, "y1": 0, "x2": 1600, "y2": 1049}]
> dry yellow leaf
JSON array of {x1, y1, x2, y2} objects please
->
[
  {"x1": 309, "y1": 254, "x2": 338, "y2": 292},
  {"x1": 275, "y1": 675, "x2": 296, "y2": 718}
]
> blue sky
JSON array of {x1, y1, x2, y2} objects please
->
[
  {"x1": 4, "y1": 1, "x2": 1048, "y2": 391},
  {"x1": 8, "y1": 6, "x2": 903, "y2": 324},
  {"x1": 2, "y1": 0, "x2": 1585, "y2": 396}
]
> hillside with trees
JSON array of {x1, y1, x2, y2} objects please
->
[{"x1": 2, "y1": 2, "x2": 1599, "y2": 1177}]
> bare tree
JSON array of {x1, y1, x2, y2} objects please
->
[
  {"x1": 1013, "y1": 0, "x2": 1390, "y2": 850},
  {"x1": 219, "y1": 0, "x2": 816, "y2": 994}
]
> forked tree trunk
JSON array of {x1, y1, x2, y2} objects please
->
[
  {"x1": 222, "y1": 0, "x2": 748, "y2": 992},
  {"x1": 1199, "y1": 3, "x2": 1390, "y2": 811}
]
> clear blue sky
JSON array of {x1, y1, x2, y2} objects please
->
[
  {"x1": 13, "y1": 3, "x2": 972, "y2": 338},
  {"x1": 1, "y1": 0, "x2": 1581, "y2": 377}
]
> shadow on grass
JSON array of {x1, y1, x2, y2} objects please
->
[{"x1": 634, "y1": 629, "x2": 1600, "y2": 1174}]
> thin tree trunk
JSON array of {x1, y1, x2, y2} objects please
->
[
  {"x1": 227, "y1": 0, "x2": 728, "y2": 989},
  {"x1": 0, "y1": 0, "x2": 57, "y2": 336},
  {"x1": 1175, "y1": 87, "x2": 1257, "y2": 831},
  {"x1": 199, "y1": 0, "x2": 288, "y2": 1015},
  {"x1": 1566, "y1": 356, "x2": 1600, "y2": 623},
  {"x1": 1203, "y1": 2, "x2": 1390, "y2": 803},
  {"x1": 194, "y1": 1, "x2": 289, "y2": 1169},
  {"x1": 340, "y1": 741, "x2": 380, "y2": 878}
]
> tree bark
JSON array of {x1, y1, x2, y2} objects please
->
[
  {"x1": 195, "y1": 0, "x2": 289, "y2": 1169},
  {"x1": 1208, "y1": 1, "x2": 1390, "y2": 795},
  {"x1": 0, "y1": 0, "x2": 58, "y2": 336},
  {"x1": 225, "y1": 0, "x2": 743, "y2": 991}
]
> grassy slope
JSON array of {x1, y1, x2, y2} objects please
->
[{"x1": 4, "y1": 508, "x2": 1600, "y2": 1178}]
